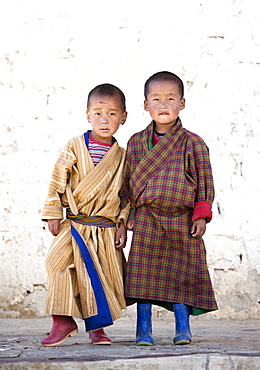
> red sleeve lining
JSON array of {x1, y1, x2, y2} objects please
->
[{"x1": 192, "y1": 201, "x2": 213, "y2": 223}]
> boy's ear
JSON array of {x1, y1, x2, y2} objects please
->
[
  {"x1": 121, "y1": 111, "x2": 127, "y2": 125},
  {"x1": 180, "y1": 98, "x2": 186, "y2": 110},
  {"x1": 144, "y1": 100, "x2": 149, "y2": 111},
  {"x1": 86, "y1": 110, "x2": 91, "y2": 122}
]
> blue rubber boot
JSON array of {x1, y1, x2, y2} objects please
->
[
  {"x1": 136, "y1": 303, "x2": 154, "y2": 346},
  {"x1": 173, "y1": 303, "x2": 192, "y2": 345}
]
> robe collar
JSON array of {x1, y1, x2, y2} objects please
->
[{"x1": 130, "y1": 117, "x2": 186, "y2": 202}]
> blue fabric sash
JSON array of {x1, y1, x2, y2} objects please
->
[{"x1": 71, "y1": 225, "x2": 113, "y2": 332}]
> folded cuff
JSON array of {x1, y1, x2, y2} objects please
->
[
  {"x1": 192, "y1": 201, "x2": 212, "y2": 223},
  {"x1": 41, "y1": 205, "x2": 64, "y2": 222}
]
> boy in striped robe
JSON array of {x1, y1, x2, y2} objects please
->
[
  {"x1": 41, "y1": 84, "x2": 129, "y2": 346},
  {"x1": 121, "y1": 71, "x2": 218, "y2": 346}
]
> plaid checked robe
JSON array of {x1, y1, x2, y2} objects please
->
[
  {"x1": 121, "y1": 119, "x2": 218, "y2": 315},
  {"x1": 42, "y1": 134, "x2": 129, "y2": 329}
]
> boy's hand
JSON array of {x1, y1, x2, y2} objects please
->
[
  {"x1": 191, "y1": 218, "x2": 206, "y2": 238},
  {"x1": 126, "y1": 220, "x2": 135, "y2": 230},
  {"x1": 115, "y1": 223, "x2": 127, "y2": 249},
  {"x1": 48, "y1": 219, "x2": 61, "y2": 236}
]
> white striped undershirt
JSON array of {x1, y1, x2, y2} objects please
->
[{"x1": 88, "y1": 134, "x2": 112, "y2": 165}]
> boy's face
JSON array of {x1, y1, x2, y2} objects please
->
[
  {"x1": 86, "y1": 94, "x2": 127, "y2": 143},
  {"x1": 144, "y1": 80, "x2": 185, "y2": 133}
]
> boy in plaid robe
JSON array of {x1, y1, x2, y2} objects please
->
[{"x1": 121, "y1": 71, "x2": 218, "y2": 346}]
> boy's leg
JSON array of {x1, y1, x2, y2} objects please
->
[
  {"x1": 136, "y1": 301, "x2": 154, "y2": 346},
  {"x1": 45, "y1": 226, "x2": 82, "y2": 318},
  {"x1": 42, "y1": 226, "x2": 82, "y2": 346},
  {"x1": 89, "y1": 328, "x2": 112, "y2": 345},
  {"x1": 173, "y1": 303, "x2": 192, "y2": 345},
  {"x1": 42, "y1": 315, "x2": 78, "y2": 346}
]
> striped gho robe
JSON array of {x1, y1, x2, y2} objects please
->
[
  {"x1": 120, "y1": 119, "x2": 218, "y2": 315},
  {"x1": 42, "y1": 133, "x2": 129, "y2": 331}
]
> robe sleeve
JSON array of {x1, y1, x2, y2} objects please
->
[
  {"x1": 117, "y1": 203, "x2": 131, "y2": 226},
  {"x1": 192, "y1": 201, "x2": 212, "y2": 222},
  {"x1": 119, "y1": 145, "x2": 132, "y2": 210},
  {"x1": 185, "y1": 137, "x2": 215, "y2": 223},
  {"x1": 41, "y1": 139, "x2": 77, "y2": 221},
  {"x1": 118, "y1": 152, "x2": 131, "y2": 225}
]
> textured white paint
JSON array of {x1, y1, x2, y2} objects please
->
[{"x1": 0, "y1": 0, "x2": 259, "y2": 318}]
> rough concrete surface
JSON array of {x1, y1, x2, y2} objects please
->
[{"x1": 0, "y1": 317, "x2": 259, "y2": 369}]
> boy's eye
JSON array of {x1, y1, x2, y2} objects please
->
[{"x1": 95, "y1": 112, "x2": 101, "y2": 115}]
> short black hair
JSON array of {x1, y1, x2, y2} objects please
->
[
  {"x1": 87, "y1": 83, "x2": 126, "y2": 112},
  {"x1": 144, "y1": 71, "x2": 184, "y2": 99}
]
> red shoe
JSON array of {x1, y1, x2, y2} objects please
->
[
  {"x1": 42, "y1": 315, "x2": 78, "y2": 347},
  {"x1": 89, "y1": 328, "x2": 112, "y2": 345}
]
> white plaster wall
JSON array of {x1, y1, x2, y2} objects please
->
[{"x1": 0, "y1": 0, "x2": 259, "y2": 319}]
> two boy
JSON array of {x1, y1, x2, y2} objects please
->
[{"x1": 42, "y1": 72, "x2": 217, "y2": 347}]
